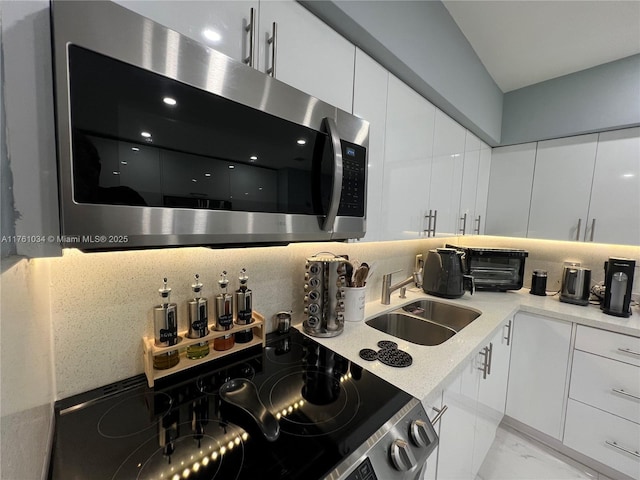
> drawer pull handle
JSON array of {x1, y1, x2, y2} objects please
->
[
  {"x1": 618, "y1": 347, "x2": 640, "y2": 357},
  {"x1": 612, "y1": 388, "x2": 640, "y2": 401},
  {"x1": 431, "y1": 404, "x2": 448, "y2": 425},
  {"x1": 605, "y1": 440, "x2": 640, "y2": 458}
]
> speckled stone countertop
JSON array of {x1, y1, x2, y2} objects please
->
[{"x1": 295, "y1": 288, "x2": 640, "y2": 402}]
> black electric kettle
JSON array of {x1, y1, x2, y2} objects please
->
[{"x1": 422, "y1": 248, "x2": 475, "y2": 298}]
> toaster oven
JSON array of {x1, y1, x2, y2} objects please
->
[{"x1": 447, "y1": 245, "x2": 529, "y2": 292}]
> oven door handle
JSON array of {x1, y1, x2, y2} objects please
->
[{"x1": 322, "y1": 117, "x2": 343, "y2": 232}]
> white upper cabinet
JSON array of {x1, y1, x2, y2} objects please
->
[
  {"x1": 459, "y1": 132, "x2": 491, "y2": 236},
  {"x1": 527, "y1": 134, "x2": 598, "y2": 241},
  {"x1": 474, "y1": 142, "x2": 492, "y2": 235},
  {"x1": 586, "y1": 127, "x2": 640, "y2": 245},
  {"x1": 353, "y1": 49, "x2": 389, "y2": 242},
  {"x1": 257, "y1": 0, "x2": 355, "y2": 113},
  {"x1": 429, "y1": 110, "x2": 466, "y2": 236},
  {"x1": 381, "y1": 75, "x2": 436, "y2": 240},
  {"x1": 485, "y1": 143, "x2": 537, "y2": 238},
  {"x1": 113, "y1": 1, "x2": 258, "y2": 63}
]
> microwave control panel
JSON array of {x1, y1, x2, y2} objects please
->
[{"x1": 338, "y1": 141, "x2": 366, "y2": 217}]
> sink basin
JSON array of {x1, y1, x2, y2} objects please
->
[
  {"x1": 400, "y1": 300, "x2": 481, "y2": 332},
  {"x1": 365, "y1": 313, "x2": 457, "y2": 346},
  {"x1": 365, "y1": 299, "x2": 482, "y2": 346}
]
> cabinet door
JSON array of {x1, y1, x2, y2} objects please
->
[
  {"x1": 113, "y1": 1, "x2": 257, "y2": 64},
  {"x1": 505, "y1": 313, "x2": 572, "y2": 440},
  {"x1": 257, "y1": 0, "x2": 355, "y2": 112},
  {"x1": 474, "y1": 143, "x2": 492, "y2": 235},
  {"x1": 421, "y1": 390, "x2": 443, "y2": 480},
  {"x1": 472, "y1": 320, "x2": 512, "y2": 475},
  {"x1": 527, "y1": 134, "x2": 598, "y2": 241},
  {"x1": 381, "y1": 75, "x2": 435, "y2": 240},
  {"x1": 438, "y1": 358, "x2": 478, "y2": 480},
  {"x1": 429, "y1": 110, "x2": 465, "y2": 236},
  {"x1": 353, "y1": 49, "x2": 388, "y2": 242},
  {"x1": 485, "y1": 143, "x2": 536, "y2": 237},
  {"x1": 459, "y1": 132, "x2": 481, "y2": 236},
  {"x1": 587, "y1": 127, "x2": 640, "y2": 245}
]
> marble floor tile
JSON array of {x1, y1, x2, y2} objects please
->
[{"x1": 475, "y1": 426, "x2": 599, "y2": 480}]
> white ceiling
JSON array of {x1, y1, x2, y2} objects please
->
[{"x1": 442, "y1": 0, "x2": 640, "y2": 93}]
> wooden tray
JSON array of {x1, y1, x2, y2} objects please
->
[{"x1": 142, "y1": 311, "x2": 266, "y2": 387}]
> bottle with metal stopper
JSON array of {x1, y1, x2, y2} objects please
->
[
  {"x1": 234, "y1": 268, "x2": 254, "y2": 343},
  {"x1": 213, "y1": 271, "x2": 235, "y2": 351},
  {"x1": 153, "y1": 278, "x2": 179, "y2": 370},
  {"x1": 186, "y1": 274, "x2": 210, "y2": 359}
]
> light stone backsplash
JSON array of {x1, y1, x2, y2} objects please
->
[{"x1": 9, "y1": 236, "x2": 639, "y2": 401}]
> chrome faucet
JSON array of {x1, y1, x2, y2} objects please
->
[{"x1": 380, "y1": 270, "x2": 422, "y2": 305}]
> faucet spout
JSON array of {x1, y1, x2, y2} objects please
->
[{"x1": 381, "y1": 271, "x2": 419, "y2": 305}]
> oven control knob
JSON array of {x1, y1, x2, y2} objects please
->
[
  {"x1": 390, "y1": 438, "x2": 416, "y2": 471},
  {"x1": 410, "y1": 419, "x2": 431, "y2": 448}
]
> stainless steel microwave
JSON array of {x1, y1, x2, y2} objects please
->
[{"x1": 50, "y1": 1, "x2": 368, "y2": 250}]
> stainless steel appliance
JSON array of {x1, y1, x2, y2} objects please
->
[
  {"x1": 530, "y1": 270, "x2": 548, "y2": 296},
  {"x1": 446, "y1": 245, "x2": 528, "y2": 291},
  {"x1": 603, "y1": 257, "x2": 636, "y2": 317},
  {"x1": 422, "y1": 248, "x2": 474, "y2": 299},
  {"x1": 560, "y1": 265, "x2": 591, "y2": 306},
  {"x1": 49, "y1": 329, "x2": 438, "y2": 480},
  {"x1": 303, "y1": 253, "x2": 349, "y2": 337},
  {"x1": 51, "y1": 1, "x2": 368, "y2": 250}
]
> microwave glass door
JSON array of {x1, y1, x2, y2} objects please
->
[{"x1": 68, "y1": 45, "x2": 364, "y2": 217}]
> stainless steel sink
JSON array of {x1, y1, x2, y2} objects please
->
[
  {"x1": 399, "y1": 300, "x2": 481, "y2": 332},
  {"x1": 365, "y1": 299, "x2": 482, "y2": 346},
  {"x1": 366, "y1": 313, "x2": 457, "y2": 346}
]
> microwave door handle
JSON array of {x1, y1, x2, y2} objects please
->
[{"x1": 321, "y1": 117, "x2": 343, "y2": 232}]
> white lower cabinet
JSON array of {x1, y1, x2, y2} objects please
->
[
  {"x1": 564, "y1": 399, "x2": 640, "y2": 479},
  {"x1": 437, "y1": 320, "x2": 512, "y2": 480},
  {"x1": 505, "y1": 312, "x2": 572, "y2": 440},
  {"x1": 421, "y1": 390, "x2": 444, "y2": 480},
  {"x1": 563, "y1": 325, "x2": 640, "y2": 479}
]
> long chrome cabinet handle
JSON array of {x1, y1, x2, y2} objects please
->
[
  {"x1": 589, "y1": 218, "x2": 596, "y2": 241},
  {"x1": 243, "y1": 8, "x2": 256, "y2": 67},
  {"x1": 459, "y1": 213, "x2": 467, "y2": 235},
  {"x1": 321, "y1": 117, "x2": 343, "y2": 232},
  {"x1": 432, "y1": 210, "x2": 438, "y2": 237},
  {"x1": 431, "y1": 405, "x2": 448, "y2": 425},
  {"x1": 605, "y1": 440, "x2": 640, "y2": 458},
  {"x1": 504, "y1": 319, "x2": 512, "y2": 346},
  {"x1": 576, "y1": 218, "x2": 582, "y2": 241},
  {"x1": 618, "y1": 347, "x2": 640, "y2": 357},
  {"x1": 266, "y1": 22, "x2": 277, "y2": 77},
  {"x1": 478, "y1": 346, "x2": 489, "y2": 379},
  {"x1": 612, "y1": 388, "x2": 640, "y2": 401},
  {"x1": 474, "y1": 215, "x2": 481, "y2": 234},
  {"x1": 487, "y1": 342, "x2": 493, "y2": 376}
]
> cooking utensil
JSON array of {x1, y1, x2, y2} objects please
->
[{"x1": 353, "y1": 263, "x2": 370, "y2": 287}]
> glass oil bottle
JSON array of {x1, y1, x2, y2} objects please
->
[
  {"x1": 234, "y1": 268, "x2": 254, "y2": 343},
  {"x1": 153, "y1": 277, "x2": 179, "y2": 369},
  {"x1": 213, "y1": 271, "x2": 235, "y2": 351},
  {"x1": 186, "y1": 274, "x2": 210, "y2": 359}
]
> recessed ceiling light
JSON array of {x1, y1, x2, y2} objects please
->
[
  {"x1": 204, "y1": 173, "x2": 211, "y2": 177},
  {"x1": 163, "y1": 97, "x2": 177, "y2": 106},
  {"x1": 250, "y1": 155, "x2": 258, "y2": 161},
  {"x1": 112, "y1": 171, "x2": 120, "y2": 175},
  {"x1": 228, "y1": 165, "x2": 235, "y2": 169},
  {"x1": 296, "y1": 139, "x2": 307, "y2": 145},
  {"x1": 141, "y1": 131, "x2": 152, "y2": 138},
  {"x1": 131, "y1": 147, "x2": 139, "y2": 152},
  {"x1": 121, "y1": 161, "x2": 128, "y2": 165},
  {"x1": 191, "y1": 179, "x2": 197, "y2": 182}
]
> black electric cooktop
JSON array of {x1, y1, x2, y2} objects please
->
[{"x1": 49, "y1": 329, "x2": 412, "y2": 480}]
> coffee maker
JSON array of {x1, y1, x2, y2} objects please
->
[{"x1": 602, "y1": 258, "x2": 636, "y2": 317}]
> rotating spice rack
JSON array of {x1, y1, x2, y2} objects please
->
[{"x1": 142, "y1": 311, "x2": 266, "y2": 387}]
